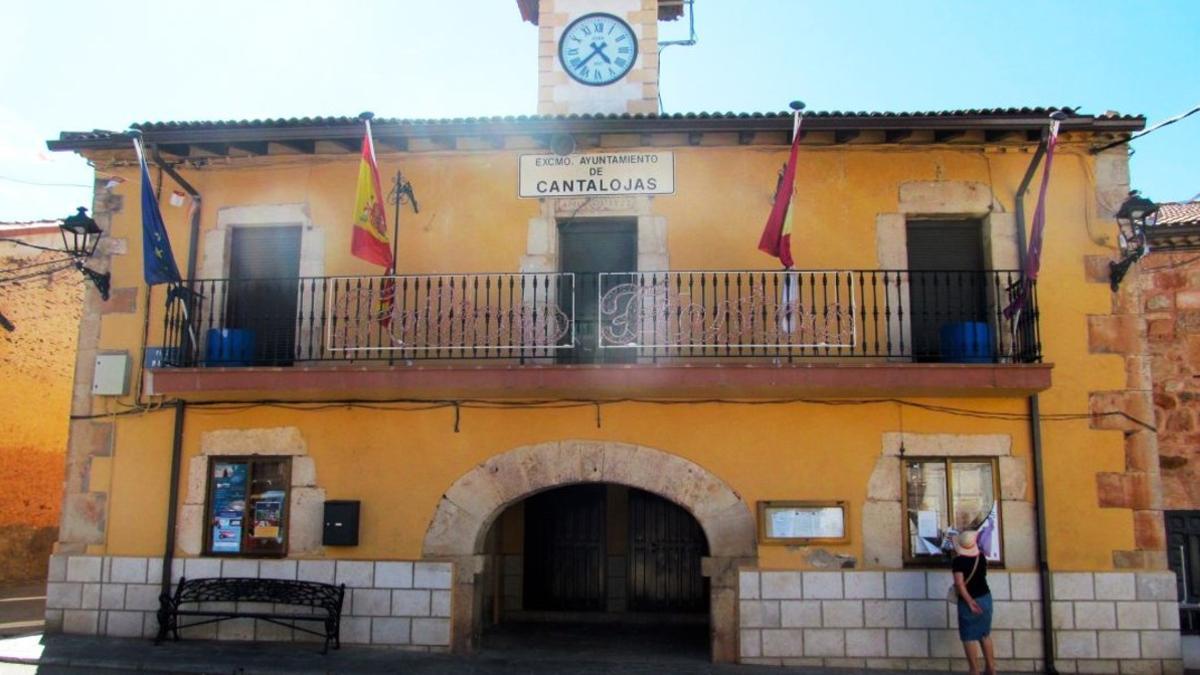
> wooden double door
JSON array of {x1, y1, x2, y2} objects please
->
[{"x1": 523, "y1": 485, "x2": 708, "y2": 613}]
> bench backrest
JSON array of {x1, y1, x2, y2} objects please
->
[{"x1": 173, "y1": 577, "x2": 344, "y2": 613}]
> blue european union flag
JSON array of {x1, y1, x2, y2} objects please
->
[{"x1": 136, "y1": 139, "x2": 182, "y2": 286}]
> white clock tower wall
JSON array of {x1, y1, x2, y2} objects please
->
[{"x1": 536, "y1": 0, "x2": 660, "y2": 115}]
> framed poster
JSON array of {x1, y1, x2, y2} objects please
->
[
  {"x1": 252, "y1": 496, "x2": 283, "y2": 539},
  {"x1": 204, "y1": 456, "x2": 291, "y2": 557},
  {"x1": 210, "y1": 462, "x2": 247, "y2": 553},
  {"x1": 758, "y1": 501, "x2": 848, "y2": 544}
]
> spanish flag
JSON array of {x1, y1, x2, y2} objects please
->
[
  {"x1": 757, "y1": 115, "x2": 803, "y2": 269},
  {"x1": 350, "y1": 121, "x2": 393, "y2": 269}
]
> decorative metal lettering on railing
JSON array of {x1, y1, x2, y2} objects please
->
[
  {"x1": 598, "y1": 271, "x2": 858, "y2": 349},
  {"x1": 324, "y1": 273, "x2": 574, "y2": 353},
  {"x1": 153, "y1": 269, "x2": 1039, "y2": 366}
]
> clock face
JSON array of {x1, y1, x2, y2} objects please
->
[{"x1": 558, "y1": 13, "x2": 638, "y2": 87}]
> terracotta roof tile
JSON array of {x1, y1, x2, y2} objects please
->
[
  {"x1": 1155, "y1": 202, "x2": 1200, "y2": 226},
  {"x1": 53, "y1": 107, "x2": 1141, "y2": 143}
]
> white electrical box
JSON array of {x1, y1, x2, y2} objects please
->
[{"x1": 93, "y1": 353, "x2": 129, "y2": 396}]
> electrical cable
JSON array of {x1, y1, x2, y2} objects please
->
[
  {"x1": 0, "y1": 175, "x2": 92, "y2": 188},
  {"x1": 1091, "y1": 102, "x2": 1200, "y2": 154},
  {"x1": 0, "y1": 261, "x2": 76, "y2": 284},
  {"x1": 1140, "y1": 253, "x2": 1200, "y2": 272},
  {"x1": 69, "y1": 394, "x2": 1156, "y2": 432},
  {"x1": 0, "y1": 237, "x2": 66, "y2": 253},
  {"x1": 0, "y1": 255, "x2": 77, "y2": 276}
]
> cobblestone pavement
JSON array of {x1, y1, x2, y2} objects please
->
[{"x1": 0, "y1": 629, "x2": 958, "y2": 675}]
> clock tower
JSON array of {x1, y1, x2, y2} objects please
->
[{"x1": 520, "y1": 0, "x2": 669, "y2": 115}]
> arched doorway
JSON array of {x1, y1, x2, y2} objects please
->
[
  {"x1": 482, "y1": 484, "x2": 711, "y2": 660},
  {"x1": 421, "y1": 440, "x2": 756, "y2": 663}
]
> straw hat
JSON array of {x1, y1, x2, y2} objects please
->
[{"x1": 955, "y1": 530, "x2": 980, "y2": 557}]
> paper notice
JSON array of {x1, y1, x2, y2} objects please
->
[{"x1": 917, "y1": 510, "x2": 939, "y2": 538}]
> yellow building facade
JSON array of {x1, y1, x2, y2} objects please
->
[{"x1": 41, "y1": 1, "x2": 1183, "y2": 672}]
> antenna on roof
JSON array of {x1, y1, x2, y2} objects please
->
[{"x1": 657, "y1": 0, "x2": 698, "y2": 115}]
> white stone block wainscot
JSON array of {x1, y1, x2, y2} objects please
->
[
  {"x1": 45, "y1": 555, "x2": 452, "y2": 650},
  {"x1": 738, "y1": 569, "x2": 1183, "y2": 673}
]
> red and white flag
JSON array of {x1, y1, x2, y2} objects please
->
[{"x1": 758, "y1": 114, "x2": 803, "y2": 269}]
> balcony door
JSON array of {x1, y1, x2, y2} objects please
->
[
  {"x1": 906, "y1": 219, "x2": 988, "y2": 362},
  {"x1": 227, "y1": 226, "x2": 301, "y2": 366},
  {"x1": 558, "y1": 219, "x2": 637, "y2": 364}
]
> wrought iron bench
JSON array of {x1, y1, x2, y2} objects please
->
[{"x1": 156, "y1": 577, "x2": 346, "y2": 653}]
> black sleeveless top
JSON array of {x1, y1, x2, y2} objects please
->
[{"x1": 952, "y1": 554, "x2": 989, "y2": 598}]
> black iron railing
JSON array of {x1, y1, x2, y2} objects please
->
[
  {"x1": 596, "y1": 270, "x2": 1038, "y2": 362},
  {"x1": 154, "y1": 270, "x2": 1039, "y2": 366},
  {"x1": 159, "y1": 273, "x2": 574, "y2": 366}
]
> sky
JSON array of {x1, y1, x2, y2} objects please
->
[{"x1": 0, "y1": 0, "x2": 1197, "y2": 222}]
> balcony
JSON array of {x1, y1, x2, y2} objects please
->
[{"x1": 145, "y1": 270, "x2": 1051, "y2": 400}]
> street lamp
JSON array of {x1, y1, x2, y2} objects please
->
[
  {"x1": 1109, "y1": 191, "x2": 1158, "y2": 292},
  {"x1": 59, "y1": 206, "x2": 111, "y2": 300}
]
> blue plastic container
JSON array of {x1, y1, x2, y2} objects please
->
[
  {"x1": 204, "y1": 328, "x2": 255, "y2": 366},
  {"x1": 939, "y1": 321, "x2": 994, "y2": 363}
]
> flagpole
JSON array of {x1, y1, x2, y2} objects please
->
[
  {"x1": 133, "y1": 134, "x2": 198, "y2": 357},
  {"x1": 782, "y1": 99, "x2": 801, "y2": 270},
  {"x1": 390, "y1": 170, "x2": 402, "y2": 277}
]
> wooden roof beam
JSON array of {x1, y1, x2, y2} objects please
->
[
  {"x1": 834, "y1": 130, "x2": 861, "y2": 144},
  {"x1": 229, "y1": 141, "x2": 268, "y2": 156},
  {"x1": 157, "y1": 143, "x2": 191, "y2": 157},
  {"x1": 375, "y1": 136, "x2": 409, "y2": 152},
  {"x1": 985, "y1": 129, "x2": 1025, "y2": 143},
  {"x1": 327, "y1": 137, "x2": 360, "y2": 153},
  {"x1": 273, "y1": 139, "x2": 316, "y2": 154},
  {"x1": 934, "y1": 130, "x2": 968, "y2": 143},
  {"x1": 191, "y1": 143, "x2": 230, "y2": 157}
]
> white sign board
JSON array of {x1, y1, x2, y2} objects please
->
[
  {"x1": 519, "y1": 152, "x2": 675, "y2": 198},
  {"x1": 762, "y1": 504, "x2": 846, "y2": 541}
]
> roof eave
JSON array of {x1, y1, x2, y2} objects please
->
[{"x1": 47, "y1": 113, "x2": 1146, "y2": 154}]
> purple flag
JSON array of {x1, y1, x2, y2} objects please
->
[{"x1": 1004, "y1": 117, "x2": 1061, "y2": 319}]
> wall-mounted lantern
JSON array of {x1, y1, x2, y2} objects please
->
[
  {"x1": 1109, "y1": 191, "x2": 1158, "y2": 292},
  {"x1": 59, "y1": 206, "x2": 111, "y2": 300}
]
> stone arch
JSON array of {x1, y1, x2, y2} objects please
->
[
  {"x1": 422, "y1": 440, "x2": 757, "y2": 662},
  {"x1": 423, "y1": 440, "x2": 755, "y2": 558}
]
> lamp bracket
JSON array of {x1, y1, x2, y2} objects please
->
[{"x1": 77, "y1": 263, "x2": 111, "y2": 301}]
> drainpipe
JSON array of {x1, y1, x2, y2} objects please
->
[
  {"x1": 1015, "y1": 139, "x2": 1057, "y2": 674},
  {"x1": 150, "y1": 151, "x2": 201, "y2": 624},
  {"x1": 157, "y1": 400, "x2": 186, "y2": 634}
]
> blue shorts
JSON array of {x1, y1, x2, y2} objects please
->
[{"x1": 957, "y1": 592, "x2": 993, "y2": 642}]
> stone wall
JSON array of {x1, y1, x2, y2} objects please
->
[
  {"x1": 1085, "y1": 250, "x2": 1167, "y2": 570},
  {"x1": 57, "y1": 179, "x2": 128, "y2": 558},
  {"x1": 738, "y1": 568, "x2": 1183, "y2": 673},
  {"x1": 1139, "y1": 251, "x2": 1200, "y2": 510},
  {"x1": 0, "y1": 227, "x2": 83, "y2": 579},
  {"x1": 44, "y1": 554, "x2": 452, "y2": 649}
]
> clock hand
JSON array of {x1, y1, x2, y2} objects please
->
[
  {"x1": 590, "y1": 41, "x2": 612, "y2": 65},
  {"x1": 577, "y1": 47, "x2": 602, "y2": 68}
]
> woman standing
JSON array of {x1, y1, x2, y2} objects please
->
[{"x1": 953, "y1": 530, "x2": 996, "y2": 675}]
